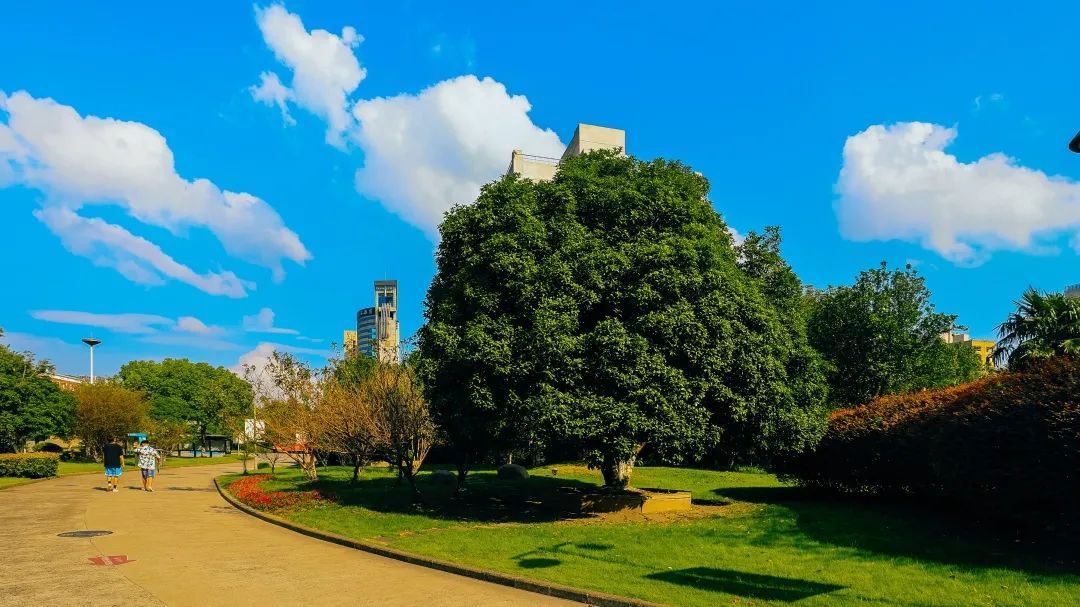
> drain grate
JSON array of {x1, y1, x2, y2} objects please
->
[{"x1": 58, "y1": 530, "x2": 113, "y2": 538}]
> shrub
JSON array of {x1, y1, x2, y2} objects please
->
[
  {"x1": 256, "y1": 462, "x2": 270, "y2": 470},
  {"x1": 0, "y1": 453, "x2": 60, "y2": 478},
  {"x1": 787, "y1": 356, "x2": 1080, "y2": 520},
  {"x1": 497, "y1": 463, "x2": 529, "y2": 480}
]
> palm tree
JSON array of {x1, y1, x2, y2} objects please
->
[{"x1": 994, "y1": 288, "x2": 1080, "y2": 369}]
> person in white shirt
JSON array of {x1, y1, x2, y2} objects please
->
[{"x1": 135, "y1": 440, "x2": 162, "y2": 492}]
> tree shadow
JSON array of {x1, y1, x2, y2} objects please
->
[
  {"x1": 716, "y1": 485, "x2": 1080, "y2": 576},
  {"x1": 646, "y1": 567, "x2": 843, "y2": 602},
  {"x1": 295, "y1": 467, "x2": 604, "y2": 524},
  {"x1": 518, "y1": 558, "x2": 561, "y2": 569}
]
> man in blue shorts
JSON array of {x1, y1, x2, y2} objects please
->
[
  {"x1": 102, "y1": 436, "x2": 124, "y2": 492},
  {"x1": 135, "y1": 439, "x2": 162, "y2": 492}
]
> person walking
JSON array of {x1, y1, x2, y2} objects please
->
[
  {"x1": 135, "y1": 439, "x2": 162, "y2": 492},
  {"x1": 102, "y1": 436, "x2": 124, "y2": 492}
]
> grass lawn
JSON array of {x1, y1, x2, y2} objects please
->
[
  {"x1": 0, "y1": 454, "x2": 246, "y2": 489},
  {"x1": 221, "y1": 464, "x2": 1080, "y2": 607},
  {"x1": 0, "y1": 476, "x2": 36, "y2": 489},
  {"x1": 57, "y1": 453, "x2": 244, "y2": 475}
]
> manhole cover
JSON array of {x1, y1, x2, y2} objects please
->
[{"x1": 58, "y1": 530, "x2": 113, "y2": 538}]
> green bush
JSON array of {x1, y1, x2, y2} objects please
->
[
  {"x1": 787, "y1": 356, "x2": 1080, "y2": 520},
  {"x1": 256, "y1": 462, "x2": 270, "y2": 470},
  {"x1": 0, "y1": 453, "x2": 60, "y2": 478}
]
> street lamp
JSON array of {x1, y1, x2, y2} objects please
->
[
  {"x1": 1070, "y1": 130, "x2": 1080, "y2": 154},
  {"x1": 81, "y1": 337, "x2": 101, "y2": 384}
]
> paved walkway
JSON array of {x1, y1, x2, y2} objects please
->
[{"x1": 0, "y1": 463, "x2": 576, "y2": 607}]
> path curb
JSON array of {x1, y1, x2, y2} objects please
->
[{"x1": 214, "y1": 476, "x2": 664, "y2": 607}]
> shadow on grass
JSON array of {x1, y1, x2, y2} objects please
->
[
  {"x1": 715, "y1": 485, "x2": 1080, "y2": 576},
  {"x1": 287, "y1": 467, "x2": 603, "y2": 524},
  {"x1": 519, "y1": 558, "x2": 562, "y2": 569},
  {"x1": 646, "y1": 567, "x2": 843, "y2": 602}
]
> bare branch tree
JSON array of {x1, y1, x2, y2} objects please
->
[{"x1": 367, "y1": 364, "x2": 435, "y2": 498}]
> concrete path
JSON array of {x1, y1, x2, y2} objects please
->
[{"x1": 0, "y1": 463, "x2": 577, "y2": 607}]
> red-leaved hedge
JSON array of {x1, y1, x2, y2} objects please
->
[{"x1": 787, "y1": 356, "x2": 1080, "y2": 518}]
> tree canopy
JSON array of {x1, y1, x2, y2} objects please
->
[
  {"x1": 419, "y1": 151, "x2": 829, "y2": 486},
  {"x1": 116, "y1": 358, "x2": 252, "y2": 438},
  {"x1": 73, "y1": 382, "x2": 147, "y2": 461},
  {"x1": 807, "y1": 262, "x2": 983, "y2": 409},
  {"x1": 994, "y1": 287, "x2": 1080, "y2": 369},
  {"x1": 0, "y1": 329, "x2": 76, "y2": 452}
]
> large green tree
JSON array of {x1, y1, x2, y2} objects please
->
[
  {"x1": 0, "y1": 329, "x2": 76, "y2": 452},
  {"x1": 116, "y1": 358, "x2": 252, "y2": 443},
  {"x1": 807, "y1": 262, "x2": 982, "y2": 409},
  {"x1": 419, "y1": 151, "x2": 829, "y2": 487},
  {"x1": 994, "y1": 287, "x2": 1080, "y2": 369}
]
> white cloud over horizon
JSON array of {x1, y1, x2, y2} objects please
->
[
  {"x1": 0, "y1": 89, "x2": 311, "y2": 294},
  {"x1": 836, "y1": 121, "x2": 1080, "y2": 265},
  {"x1": 250, "y1": 4, "x2": 563, "y2": 238}
]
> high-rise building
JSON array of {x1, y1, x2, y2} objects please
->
[
  {"x1": 374, "y1": 280, "x2": 400, "y2": 363},
  {"x1": 354, "y1": 280, "x2": 401, "y2": 363},
  {"x1": 507, "y1": 123, "x2": 626, "y2": 182},
  {"x1": 356, "y1": 307, "x2": 377, "y2": 358}
]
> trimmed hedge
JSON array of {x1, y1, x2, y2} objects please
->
[
  {"x1": 0, "y1": 453, "x2": 60, "y2": 478},
  {"x1": 788, "y1": 356, "x2": 1080, "y2": 518}
]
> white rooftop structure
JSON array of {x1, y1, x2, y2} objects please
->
[{"x1": 508, "y1": 123, "x2": 626, "y2": 182}]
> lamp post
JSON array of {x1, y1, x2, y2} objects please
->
[
  {"x1": 1070, "y1": 130, "x2": 1080, "y2": 154},
  {"x1": 81, "y1": 337, "x2": 101, "y2": 384}
]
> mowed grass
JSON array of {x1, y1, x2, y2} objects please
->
[
  {"x1": 57, "y1": 453, "x2": 244, "y2": 475},
  {"x1": 223, "y1": 464, "x2": 1080, "y2": 607},
  {"x1": 0, "y1": 454, "x2": 246, "y2": 489}
]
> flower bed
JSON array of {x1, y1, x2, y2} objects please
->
[{"x1": 227, "y1": 474, "x2": 332, "y2": 511}]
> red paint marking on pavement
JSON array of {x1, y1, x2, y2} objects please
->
[{"x1": 88, "y1": 555, "x2": 134, "y2": 566}]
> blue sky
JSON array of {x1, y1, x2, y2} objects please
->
[{"x1": 2, "y1": 1, "x2": 1078, "y2": 376}]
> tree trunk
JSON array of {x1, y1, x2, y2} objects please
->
[
  {"x1": 301, "y1": 452, "x2": 318, "y2": 480},
  {"x1": 455, "y1": 453, "x2": 470, "y2": 492},
  {"x1": 350, "y1": 453, "x2": 361, "y2": 484},
  {"x1": 600, "y1": 444, "x2": 645, "y2": 489}
]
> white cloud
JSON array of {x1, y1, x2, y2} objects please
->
[
  {"x1": 175, "y1": 316, "x2": 223, "y2": 335},
  {"x1": 250, "y1": 7, "x2": 562, "y2": 238},
  {"x1": 0, "y1": 90, "x2": 311, "y2": 288},
  {"x1": 250, "y1": 72, "x2": 296, "y2": 126},
  {"x1": 351, "y1": 75, "x2": 563, "y2": 237},
  {"x1": 836, "y1": 122, "x2": 1080, "y2": 265},
  {"x1": 242, "y1": 307, "x2": 298, "y2": 335},
  {"x1": 34, "y1": 207, "x2": 253, "y2": 297},
  {"x1": 727, "y1": 226, "x2": 744, "y2": 246},
  {"x1": 230, "y1": 341, "x2": 331, "y2": 382},
  {"x1": 30, "y1": 310, "x2": 173, "y2": 334},
  {"x1": 253, "y1": 3, "x2": 365, "y2": 146}
]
